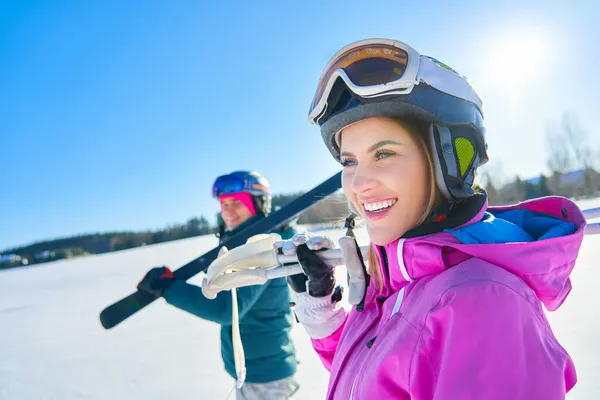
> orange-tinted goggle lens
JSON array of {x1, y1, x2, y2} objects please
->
[{"x1": 310, "y1": 44, "x2": 409, "y2": 114}]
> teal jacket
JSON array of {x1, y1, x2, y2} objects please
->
[{"x1": 163, "y1": 217, "x2": 298, "y2": 383}]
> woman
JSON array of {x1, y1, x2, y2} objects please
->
[
  {"x1": 283, "y1": 39, "x2": 583, "y2": 399},
  {"x1": 138, "y1": 171, "x2": 300, "y2": 400}
]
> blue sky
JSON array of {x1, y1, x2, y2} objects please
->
[{"x1": 1, "y1": 0, "x2": 599, "y2": 250}]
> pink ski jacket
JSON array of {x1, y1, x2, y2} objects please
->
[{"x1": 312, "y1": 196, "x2": 583, "y2": 399}]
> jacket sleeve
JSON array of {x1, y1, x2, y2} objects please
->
[
  {"x1": 311, "y1": 322, "x2": 346, "y2": 371},
  {"x1": 163, "y1": 280, "x2": 268, "y2": 325},
  {"x1": 410, "y1": 280, "x2": 577, "y2": 399},
  {"x1": 291, "y1": 292, "x2": 348, "y2": 371}
]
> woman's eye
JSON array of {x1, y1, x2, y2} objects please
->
[
  {"x1": 375, "y1": 150, "x2": 394, "y2": 160},
  {"x1": 341, "y1": 158, "x2": 357, "y2": 167}
]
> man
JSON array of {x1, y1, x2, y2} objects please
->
[{"x1": 137, "y1": 171, "x2": 299, "y2": 399}]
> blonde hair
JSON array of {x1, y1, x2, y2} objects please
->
[{"x1": 352, "y1": 118, "x2": 444, "y2": 293}]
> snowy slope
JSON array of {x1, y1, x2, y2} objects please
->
[{"x1": 1, "y1": 200, "x2": 598, "y2": 400}]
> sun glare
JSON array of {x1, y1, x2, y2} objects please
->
[{"x1": 478, "y1": 28, "x2": 552, "y2": 98}]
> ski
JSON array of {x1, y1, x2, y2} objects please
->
[{"x1": 99, "y1": 171, "x2": 342, "y2": 329}]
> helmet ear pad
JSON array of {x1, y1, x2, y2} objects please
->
[
  {"x1": 428, "y1": 123, "x2": 480, "y2": 201},
  {"x1": 252, "y1": 194, "x2": 272, "y2": 216}
]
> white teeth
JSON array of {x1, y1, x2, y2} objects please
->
[{"x1": 363, "y1": 199, "x2": 397, "y2": 212}]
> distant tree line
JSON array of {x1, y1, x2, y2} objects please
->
[
  {"x1": 480, "y1": 111, "x2": 600, "y2": 205},
  {"x1": 1, "y1": 216, "x2": 214, "y2": 269}
]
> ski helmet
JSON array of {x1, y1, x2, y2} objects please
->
[
  {"x1": 308, "y1": 38, "x2": 488, "y2": 201},
  {"x1": 212, "y1": 171, "x2": 272, "y2": 216}
]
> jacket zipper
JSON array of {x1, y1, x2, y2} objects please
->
[{"x1": 346, "y1": 250, "x2": 392, "y2": 400}]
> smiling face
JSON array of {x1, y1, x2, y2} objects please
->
[
  {"x1": 220, "y1": 197, "x2": 254, "y2": 231},
  {"x1": 340, "y1": 117, "x2": 432, "y2": 245}
]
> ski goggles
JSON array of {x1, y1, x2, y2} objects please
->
[
  {"x1": 212, "y1": 174, "x2": 269, "y2": 198},
  {"x1": 308, "y1": 38, "x2": 483, "y2": 125}
]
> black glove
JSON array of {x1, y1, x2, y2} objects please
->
[
  {"x1": 278, "y1": 233, "x2": 337, "y2": 298},
  {"x1": 137, "y1": 266, "x2": 175, "y2": 297}
]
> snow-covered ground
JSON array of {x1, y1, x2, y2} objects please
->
[{"x1": 1, "y1": 199, "x2": 599, "y2": 400}]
